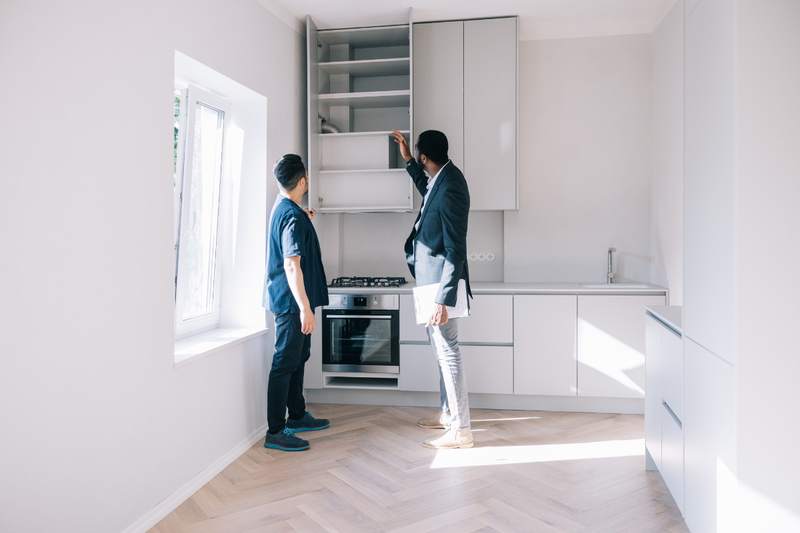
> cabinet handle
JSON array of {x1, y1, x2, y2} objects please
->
[{"x1": 662, "y1": 401, "x2": 682, "y2": 428}]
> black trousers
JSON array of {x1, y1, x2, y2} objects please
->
[{"x1": 267, "y1": 312, "x2": 311, "y2": 434}]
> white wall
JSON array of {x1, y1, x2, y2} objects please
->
[
  {"x1": 504, "y1": 34, "x2": 653, "y2": 283},
  {"x1": 735, "y1": 0, "x2": 800, "y2": 529},
  {"x1": 320, "y1": 210, "x2": 505, "y2": 282},
  {"x1": 325, "y1": 33, "x2": 654, "y2": 286},
  {"x1": 0, "y1": 1, "x2": 303, "y2": 532},
  {"x1": 651, "y1": 1, "x2": 684, "y2": 304}
]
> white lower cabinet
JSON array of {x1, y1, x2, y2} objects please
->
[
  {"x1": 660, "y1": 402, "x2": 685, "y2": 513},
  {"x1": 305, "y1": 308, "x2": 324, "y2": 389},
  {"x1": 399, "y1": 344, "x2": 513, "y2": 395},
  {"x1": 513, "y1": 295, "x2": 577, "y2": 396},
  {"x1": 462, "y1": 345, "x2": 513, "y2": 394},
  {"x1": 458, "y1": 295, "x2": 513, "y2": 344},
  {"x1": 399, "y1": 344, "x2": 439, "y2": 392},
  {"x1": 577, "y1": 295, "x2": 666, "y2": 398},
  {"x1": 683, "y1": 338, "x2": 736, "y2": 533},
  {"x1": 400, "y1": 293, "x2": 513, "y2": 344},
  {"x1": 400, "y1": 294, "x2": 427, "y2": 342}
]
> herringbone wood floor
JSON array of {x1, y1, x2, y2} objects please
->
[{"x1": 151, "y1": 404, "x2": 687, "y2": 533}]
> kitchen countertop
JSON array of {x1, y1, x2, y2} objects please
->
[
  {"x1": 646, "y1": 305, "x2": 682, "y2": 335},
  {"x1": 329, "y1": 281, "x2": 668, "y2": 296}
]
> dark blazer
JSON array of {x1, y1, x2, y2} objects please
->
[{"x1": 403, "y1": 159, "x2": 472, "y2": 307}]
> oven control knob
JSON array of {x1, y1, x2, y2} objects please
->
[{"x1": 353, "y1": 296, "x2": 368, "y2": 307}]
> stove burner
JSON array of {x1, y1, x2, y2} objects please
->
[{"x1": 329, "y1": 276, "x2": 408, "y2": 288}]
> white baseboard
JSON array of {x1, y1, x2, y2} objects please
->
[
  {"x1": 305, "y1": 389, "x2": 644, "y2": 415},
  {"x1": 121, "y1": 424, "x2": 266, "y2": 533}
]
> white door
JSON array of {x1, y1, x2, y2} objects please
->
[
  {"x1": 413, "y1": 21, "x2": 464, "y2": 170},
  {"x1": 577, "y1": 295, "x2": 666, "y2": 398},
  {"x1": 514, "y1": 295, "x2": 577, "y2": 396},
  {"x1": 464, "y1": 17, "x2": 517, "y2": 210}
]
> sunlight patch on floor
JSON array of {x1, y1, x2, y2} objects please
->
[{"x1": 430, "y1": 438, "x2": 644, "y2": 469}]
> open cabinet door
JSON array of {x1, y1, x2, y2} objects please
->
[
  {"x1": 306, "y1": 15, "x2": 319, "y2": 210},
  {"x1": 407, "y1": 7, "x2": 415, "y2": 210}
]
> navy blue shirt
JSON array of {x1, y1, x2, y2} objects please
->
[{"x1": 263, "y1": 197, "x2": 328, "y2": 313}]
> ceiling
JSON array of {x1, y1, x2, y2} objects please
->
[{"x1": 258, "y1": 0, "x2": 677, "y2": 40}]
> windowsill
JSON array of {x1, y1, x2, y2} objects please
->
[{"x1": 174, "y1": 326, "x2": 269, "y2": 367}]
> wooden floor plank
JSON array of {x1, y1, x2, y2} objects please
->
[{"x1": 150, "y1": 404, "x2": 687, "y2": 533}]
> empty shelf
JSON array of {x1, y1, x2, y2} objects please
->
[
  {"x1": 319, "y1": 57, "x2": 409, "y2": 76},
  {"x1": 319, "y1": 168, "x2": 407, "y2": 175},
  {"x1": 317, "y1": 130, "x2": 409, "y2": 137},
  {"x1": 317, "y1": 25, "x2": 409, "y2": 47},
  {"x1": 318, "y1": 90, "x2": 410, "y2": 108}
]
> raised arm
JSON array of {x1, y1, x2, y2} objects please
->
[{"x1": 391, "y1": 130, "x2": 427, "y2": 195}]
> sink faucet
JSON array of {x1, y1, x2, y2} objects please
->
[{"x1": 607, "y1": 247, "x2": 616, "y2": 284}]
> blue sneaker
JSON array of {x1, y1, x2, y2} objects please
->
[
  {"x1": 286, "y1": 412, "x2": 330, "y2": 433},
  {"x1": 264, "y1": 428, "x2": 309, "y2": 452}
]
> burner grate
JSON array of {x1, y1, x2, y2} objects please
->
[{"x1": 329, "y1": 276, "x2": 408, "y2": 288}]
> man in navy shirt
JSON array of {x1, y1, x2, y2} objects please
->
[{"x1": 263, "y1": 154, "x2": 330, "y2": 452}]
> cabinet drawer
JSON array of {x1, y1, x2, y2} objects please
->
[
  {"x1": 401, "y1": 293, "x2": 513, "y2": 344},
  {"x1": 399, "y1": 344, "x2": 439, "y2": 392},
  {"x1": 463, "y1": 345, "x2": 513, "y2": 394},
  {"x1": 459, "y1": 295, "x2": 513, "y2": 344},
  {"x1": 661, "y1": 401, "x2": 684, "y2": 513},
  {"x1": 661, "y1": 324, "x2": 683, "y2": 421},
  {"x1": 400, "y1": 294, "x2": 427, "y2": 342}
]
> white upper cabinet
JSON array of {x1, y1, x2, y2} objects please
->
[
  {"x1": 683, "y1": 0, "x2": 736, "y2": 363},
  {"x1": 514, "y1": 295, "x2": 577, "y2": 396},
  {"x1": 307, "y1": 17, "x2": 414, "y2": 213},
  {"x1": 464, "y1": 17, "x2": 518, "y2": 210},
  {"x1": 577, "y1": 295, "x2": 666, "y2": 398},
  {"x1": 412, "y1": 21, "x2": 464, "y2": 171},
  {"x1": 412, "y1": 17, "x2": 518, "y2": 211}
]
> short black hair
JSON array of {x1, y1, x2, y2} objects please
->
[
  {"x1": 416, "y1": 130, "x2": 449, "y2": 165},
  {"x1": 273, "y1": 154, "x2": 306, "y2": 191}
]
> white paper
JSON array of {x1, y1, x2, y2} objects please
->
[{"x1": 413, "y1": 279, "x2": 470, "y2": 325}]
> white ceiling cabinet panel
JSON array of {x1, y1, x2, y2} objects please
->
[
  {"x1": 683, "y1": 0, "x2": 736, "y2": 364},
  {"x1": 464, "y1": 17, "x2": 518, "y2": 210},
  {"x1": 412, "y1": 21, "x2": 464, "y2": 171}
]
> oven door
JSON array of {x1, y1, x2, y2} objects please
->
[{"x1": 322, "y1": 309, "x2": 399, "y2": 373}]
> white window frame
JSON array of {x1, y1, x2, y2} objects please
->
[{"x1": 174, "y1": 85, "x2": 231, "y2": 339}]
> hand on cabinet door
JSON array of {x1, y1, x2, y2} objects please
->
[{"x1": 391, "y1": 130, "x2": 413, "y2": 162}]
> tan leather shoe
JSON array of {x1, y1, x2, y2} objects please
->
[
  {"x1": 417, "y1": 416, "x2": 449, "y2": 429},
  {"x1": 422, "y1": 428, "x2": 474, "y2": 449}
]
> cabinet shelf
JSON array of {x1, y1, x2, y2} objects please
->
[
  {"x1": 319, "y1": 168, "x2": 406, "y2": 175},
  {"x1": 318, "y1": 130, "x2": 409, "y2": 138},
  {"x1": 318, "y1": 90, "x2": 410, "y2": 109},
  {"x1": 319, "y1": 57, "x2": 409, "y2": 77},
  {"x1": 317, "y1": 24, "x2": 409, "y2": 47}
]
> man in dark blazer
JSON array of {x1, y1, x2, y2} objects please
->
[{"x1": 392, "y1": 130, "x2": 473, "y2": 449}]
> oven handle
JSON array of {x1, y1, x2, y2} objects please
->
[{"x1": 326, "y1": 314, "x2": 394, "y2": 320}]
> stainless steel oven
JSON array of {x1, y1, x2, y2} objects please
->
[{"x1": 322, "y1": 294, "x2": 399, "y2": 374}]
